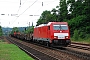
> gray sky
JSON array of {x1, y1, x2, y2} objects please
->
[{"x1": 0, "y1": 0, "x2": 59, "y2": 28}]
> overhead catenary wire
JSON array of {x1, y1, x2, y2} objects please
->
[
  {"x1": 8, "y1": 0, "x2": 59, "y2": 27},
  {"x1": 8, "y1": 0, "x2": 38, "y2": 27},
  {"x1": 18, "y1": 0, "x2": 38, "y2": 17},
  {"x1": 18, "y1": 0, "x2": 59, "y2": 27},
  {"x1": 21, "y1": 0, "x2": 59, "y2": 27},
  {"x1": 35, "y1": 0, "x2": 59, "y2": 14},
  {"x1": 17, "y1": 0, "x2": 28, "y2": 13}
]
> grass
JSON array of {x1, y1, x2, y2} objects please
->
[
  {"x1": 0, "y1": 40, "x2": 34, "y2": 60},
  {"x1": 71, "y1": 38, "x2": 90, "y2": 44}
]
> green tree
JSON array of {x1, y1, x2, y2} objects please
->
[
  {"x1": 0, "y1": 26, "x2": 3, "y2": 36},
  {"x1": 67, "y1": 0, "x2": 75, "y2": 18},
  {"x1": 68, "y1": 15, "x2": 87, "y2": 37},
  {"x1": 73, "y1": 29, "x2": 79, "y2": 40},
  {"x1": 66, "y1": 0, "x2": 90, "y2": 39},
  {"x1": 67, "y1": 0, "x2": 85, "y2": 17},
  {"x1": 51, "y1": 8, "x2": 59, "y2": 22},
  {"x1": 82, "y1": 0, "x2": 90, "y2": 24},
  {"x1": 83, "y1": 0, "x2": 90, "y2": 15},
  {"x1": 36, "y1": 10, "x2": 54, "y2": 26},
  {"x1": 59, "y1": 0, "x2": 68, "y2": 21},
  {"x1": 25, "y1": 26, "x2": 34, "y2": 34},
  {"x1": 11, "y1": 27, "x2": 19, "y2": 34}
]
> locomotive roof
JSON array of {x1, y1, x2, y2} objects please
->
[
  {"x1": 34, "y1": 24, "x2": 47, "y2": 28},
  {"x1": 34, "y1": 22, "x2": 68, "y2": 28},
  {"x1": 47, "y1": 22, "x2": 68, "y2": 25}
]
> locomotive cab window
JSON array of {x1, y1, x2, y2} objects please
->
[{"x1": 53, "y1": 24, "x2": 68, "y2": 30}]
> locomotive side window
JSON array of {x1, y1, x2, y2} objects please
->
[
  {"x1": 48, "y1": 26, "x2": 50, "y2": 30},
  {"x1": 53, "y1": 24, "x2": 68, "y2": 30}
]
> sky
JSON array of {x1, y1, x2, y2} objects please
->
[{"x1": 0, "y1": 0, "x2": 59, "y2": 28}]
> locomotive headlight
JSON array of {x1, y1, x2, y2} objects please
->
[
  {"x1": 65, "y1": 36, "x2": 68, "y2": 39},
  {"x1": 54, "y1": 36, "x2": 58, "y2": 39}
]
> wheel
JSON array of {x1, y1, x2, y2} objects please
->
[{"x1": 46, "y1": 42, "x2": 50, "y2": 47}]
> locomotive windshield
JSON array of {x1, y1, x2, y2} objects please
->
[{"x1": 53, "y1": 24, "x2": 68, "y2": 30}]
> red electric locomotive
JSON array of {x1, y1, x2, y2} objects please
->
[{"x1": 33, "y1": 22, "x2": 70, "y2": 47}]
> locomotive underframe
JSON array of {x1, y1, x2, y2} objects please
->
[
  {"x1": 52, "y1": 39, "x2": 71, "y2": 46},
  {"x1": 33, "y1": 37, "x2": 71, "y2": 47}
]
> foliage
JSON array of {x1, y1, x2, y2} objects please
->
[
  {"x1": 24, "y1": 26, "x2": 34, "y2": 34},
  {"x1": 0, "y1": 26, "x2": 3, "y2": 36},
  {"x1": 59, "y1": 0, "x2": 68, "y2": 21},
  {"x1": 71, "y1": 38, "x2": 90, "y2": 44},
  {"x1": 10, "y1": 27, "x2": 19, "y2": 34},
  {"x1": 67, "y1": 15, "x2": 87, "y2": 36},
  {"x1": 73, "y1": 29, "x2": 79, "y2": 40},
  {"x1": 36, "y1": 10, "x2": 53, "y2": 26},
  {"x1": 10, "y1": 26, "x2": 34, "y2": 34}
]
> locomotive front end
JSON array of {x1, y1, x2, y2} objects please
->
[{"x1": 51, "y1": 22, "x2": 71, "y2": 46}]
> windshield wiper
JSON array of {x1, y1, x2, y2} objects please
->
[{"x1": 59, "y1": 25, "x2": 63, "y2": 30}]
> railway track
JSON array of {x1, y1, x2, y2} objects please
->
[
  {"x1": 0, "y1": 36, "x2": 4, "y2": 40},
  {"x1": 6, "y1": 37, "x2": 56, "y2": 60},
  {"x1": 6, "y1": 36, "x2": 90, "y2": 60},
  {"x1": 68, "y1": 42, "x2": 90, "y2": 51}
]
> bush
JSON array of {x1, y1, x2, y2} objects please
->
[
  {"x1": 73, "y1": 29, "x2": 79, "y2": 40},
  {"x1": 79, "y1": 32, "x2": 86, "y2": 39},
  {"x1": 67, "y1": 15, "x2": 87, "y2": 37}
]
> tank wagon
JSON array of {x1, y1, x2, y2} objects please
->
[{"x1": 33, "y1": 22, "x2": 71, "y2": 46}]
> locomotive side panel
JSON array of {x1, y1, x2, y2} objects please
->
[
  {"x1": 41, "y1": 26, "x2": 48, "y2": 38},
  {"x1": 33, "y1": 25, "x2": 50, "y2": 42}
]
